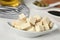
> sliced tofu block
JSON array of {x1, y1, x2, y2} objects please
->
[
  {"x1": 11, "y1": 20, "x2": 21, "y2": 30},
  {"x1": 35, "y1": 24, "x2": 41, "y2": 32},
  {"x1": 19, "y1": 19, "x2": 27, "y2": 23},
  {"x1": 44, "y1": 24, "x2": 50, "y2": 31},
  {"x1": 14, "y1": 25, "x2": 21, "y2": 30},
  {"x1": 11, "y1": 20, "x2": 21, "y2": 26},
  {"x1": 34, "y1": 15, "x2": 42, "y2": 22},
  {"x1": 39, "y1": 25, "x2": 45, "y2": 32},
  {"x1": 12, "y1": 20, "x2": 26, "y2": 26},
  {"x1": 35, "y1": 22, "x2": 44, "y2": 32},
  {"x1": 19, "y1": 14, "x2": 26, "y2": 20},
  {"x1": 38, "y1": 22, "x2": 45, "y2": 31},
  {"x1": 49, "y1": 22, "x2": 54, "y2": 28},
  {"x1": 29, "y1": 17, "x2": 36, "y2": 25},
  {"x1": 11, "y1": 20, "x2": 27, "y2": 30},
  {"x1": 36, "y1": 20, "x2": 42, "y2": 24},
  {"x1": 26, "y1": 18, "x2": 30, "y2": 23},
  {"x1": 27, "y1": 26, "x2": 35, "y2": 32},
  {"x1": 41, "y1": 17, "x2": 51, "y2": 25},
  {"x1": 20, "y1": 22, "x2": 31, "y2": 30}
]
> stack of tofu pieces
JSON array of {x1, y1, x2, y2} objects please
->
[{"x1": 12, "y1": 14, "x2": 54, "y2": 32}]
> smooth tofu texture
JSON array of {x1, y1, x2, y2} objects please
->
[
  {"x1": 44, "y1": 24, "x2": 50, "y2": 30},
  {"x1": 11, "y1": 20, "x2": 27, "y2": 29},
  {"x1": 29, "y1": 17, "x2": 36, "y2": 25},
  {"x1": 27, "y1": 26, "x2": 35, "y2": 32},
  {"x1": 36, "y1": 21, "x2": 43, "y2": 25},
  {"x1": 14, "y1": 25, "x2": 21, "y2": 30},
  {"x1": 11, "y1": 20, "x2": 21, "y2": 30},
  {"x1": 34, "y1": 15, "x2": 42, "y2": 22},
  {"x1": 41, "y1": 17, "x2": 51, "y2": 25},
  {"x1": 20, "y1": 22, "x2": 31, "y2": 30},
  {"x1": 12, "y1": 20, "x2": 26, "y2": 26},
  {"x1": 11, "y1": 20, "x2": 21, "y2": 26},
  {"x1": 49, "y1": 22, "x2": 54, "y2": 28},
  {"x1": 35, "y1": 24, "x2": 41, "y2": 32},
  {"x1": 40, "y1": 17, "x2": 50, "y2": 30},
  {"x1": 38, "y1": 22, "x2": 44, "y2": 31},
  {"x1": 26, "y1": 18, "x2": 30, "y2": 23},
  {"x1": 39, "y1": 25, "x2": 45, "y2": 32},
  {"x1": 19, "y1": 14, "x2": 26, "y2": 20},
  {"x1": 35, "y1": 22, "x2": 44, "y2": 32}
]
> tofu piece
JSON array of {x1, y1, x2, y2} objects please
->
[
  {"x1": 27, "y1": 26, "x2": 35, "y2": 32},
  {"x1": 44, "y1": 24, "x2": 50, "y2": 31},
  {"x1": 11, "y1": 20, "x2": 26, "y2": 30},
  {"x1": 20, "y1": 22, "x2": 31, "y2": 30},
  {"x1": 11, "y1": 20, "x2": 21, "y2": 30},
  {"x1": 29, "y1": 17, "x2": 36, "y2": 25},
  {"x1": 36, "y1": 20, "x2": 43, "y2": 24},
  {"x1": 39, "y1": 25, "x2": 45, "y2": 32},
  {"x1": 41, "y1": 17, "x2": 51, "y2": 25},
  {"x1": 39, "y1": 22, "x2": 45, "y2": 31},
  {"x1": 12, "y1": 20, "x2": 26, "y2": 26},
  {"x1": 19, "y1": 13, "x2": 26, "y2": 20},
  {"x1": 35, "y1": 24, "x2": 41, "y2": 32},
  {"x1": 14, "y1": 25, "x2": 21, "y2": 30},
  {"x1": 34, "y1": 15, "x2": 42, "y2": 22},
  {"x1": 11, "y1": 20, "x2": 21, "y2": 26},
  {"x1": 26, "y1": 18, "x2": 30, "y2": 23},
  {"x1": 40, "y1": 17, "x2": 51, "y2": 30},
  {"x1": 49, "y1": 22, "x2": 54, "y2": 28},
  {"x1": 35, "y1": 22, "x2": 44, "y2": 32}
]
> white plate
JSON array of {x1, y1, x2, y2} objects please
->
[
  {"x1": 24, "y1": 0, "x2": 60, "y2": 9},
  {"x1": 0, "y1": 14, "x2": 59, "y2": 40},
  {"x1": 8, "y1": 18, "x2": 58, "y2": 38}
]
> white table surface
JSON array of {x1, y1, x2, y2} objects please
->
[{"x1": 0, "y1": 0, "x2": 60, "y2": 40}]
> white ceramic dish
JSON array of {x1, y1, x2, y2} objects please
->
[
  {"x1": 47, "y1": 8, "x2": 60, "y2": 22},
  {"x1": 31, "y1": 1, "x2": 60, "y2": 9},
  {"x1": 8, "y1": 21, "x2": 58, "y2": 38}
]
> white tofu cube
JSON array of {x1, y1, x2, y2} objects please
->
[
  {"x1": 39, "y1": 25, "x2": 45, "y2": 32},
  {"x1": 19, "y1": 14, "x2": 26, "y2": 20},
  {"x1": 27, "y1": 26, "x2": 35, "y2": 32},
  {"x1": 41, "y1": 17, "x2": 51, "y2": 25},
  {"x1": 34, "y1": 15, "x2": 42, "y2": 22},
  {"x1": 11, "y1": 20, "x2": 21, "y2": 30},
  {"x1": 44, "y1": 24, "x2": 50, "y2": 30},
  {"x1": 12, "y1": 20, "x2": 26, "y2": 26},
  {"x1": 29, "y1": 17, "x2": 36, "y2": 25},
  {"x1": 26, "y1": 18, "x2": 30, "y2": 23},
  {"x1": 35, "y1": 22, "x2": 44, "y2": 32},
  {"x1": 14, "y1": 25, "x2": 21, "y2": 30},
  {"x1": 20, "y1": 22, "x2": 31, "y2": 30},
  {"x1": 11, "y1": 20, "x2": 27, "y2": 30},
  {"x1": 11, "y1": 20, "x2": 21, "y2": 26},
  {"x1": 38, "y1": 22, "x2": 44, "y2": 31},
  {"x1": 49, "y1": 22, "x2": 54, "y2": 28},
  {"x1": 35, "y1": 24, "x2": 41, "y2": 32}
]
